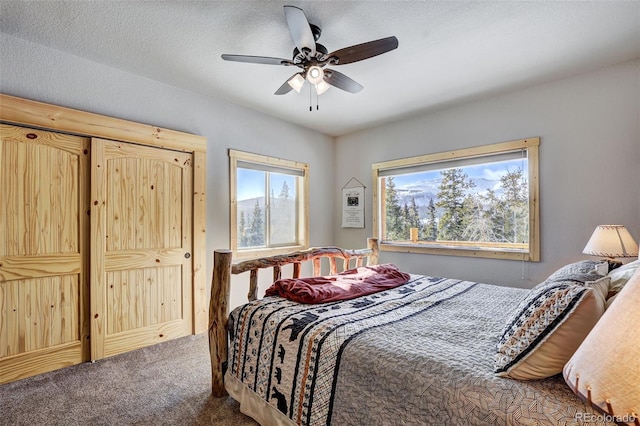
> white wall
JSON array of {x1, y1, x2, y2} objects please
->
[
  {"x1": 334, "y1": 60, "x2": 640, "y2": 288},
  {"x1": 2, "y1": 32, "x2": 639, "y2": 297},
  {"x1": 0, "y1": 33, "x2": 335, "y2": 309}
]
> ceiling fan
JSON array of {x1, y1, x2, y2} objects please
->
[{"x1": 221, "y1": 5, "x2": 399, "y2": 98}]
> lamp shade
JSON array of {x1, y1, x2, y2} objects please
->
[
  {"x1": 315, "y1": 80, "x2": 330, "y2": 95},
  {"x1": 287, "y1": 73, "x2": 305, "y2": 93},
  {"x1": 563, "y1": 268, "x2": 640, "y2": 423},
  {"x1": 582, "y1": 225, "x2": 639, "y2": 258}
]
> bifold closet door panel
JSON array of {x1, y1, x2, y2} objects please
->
[
  {"x1": 0, "y1": 124, "x2": 90, "y2": 383},
  {"x1": 90, "y1": 138, "x2": 193, "y2": 360}
]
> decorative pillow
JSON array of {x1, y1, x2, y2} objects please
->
[
  {"x1": 563, "y1": 269, "x2": 640, "y2": 422},
  {"x1": 545, "y1": 260, "x2": 607, "y2": 283},
  {"x1": 494, "y1": 279, "x2": 606, "y2": 380},
  {"x1": 583, "y1": 276, "x2": 610, "y2": 305},
  {"x1": 606, "y1": 259, "x2": 640, "y2": 297},
  {"x1": 547, "y1": 273, "x2": 609, "y2": 305}
]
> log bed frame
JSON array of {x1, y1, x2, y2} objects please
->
[{"x1": 208, "y1": 238, "x2": 380, "y2": 397}]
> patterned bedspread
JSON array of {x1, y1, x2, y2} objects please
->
[{"x1": 227, "y1": 274, "x2": 613, "y2": 426}]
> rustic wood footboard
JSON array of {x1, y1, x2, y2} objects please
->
[{"x1": 208, "y1": 238, "x2": 379, "y2": 397}]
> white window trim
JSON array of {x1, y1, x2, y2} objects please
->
[
  {"x1": 372, "y1": 138, "x2": 540, "y2": 261},
  {"x1": 229, "y1": 149, "x2": 309, "y2": 259}
]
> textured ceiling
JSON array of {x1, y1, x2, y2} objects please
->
[{"x1": 1, "y1": 1, "x2": 639, "y2": 136}]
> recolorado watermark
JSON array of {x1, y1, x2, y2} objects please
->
[{"x1": 575, "y1": 412, "x2": 637, "y2": 423}]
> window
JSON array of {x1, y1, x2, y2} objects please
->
[
  {"x1": 372, "y1": 138, "x2": 539, "y2": 261},
  {"x1": 229, "y1": 149, "x2": 309, "y2": 258}
]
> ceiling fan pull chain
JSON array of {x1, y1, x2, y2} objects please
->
[{"x1": 309, "y1": 83, "x2": 312, "y2": 112}]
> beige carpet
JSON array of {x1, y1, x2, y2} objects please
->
[{"x1": 0, "y1": 334, "x2": 258, "y2": 425}]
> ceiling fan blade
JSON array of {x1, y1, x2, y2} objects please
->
[
  {"x1": 274, "y1": 74, "x2": 298, "y2": 95},
  {"x1": 324, "y1": 69, "x2": 363, "y2": 94},
  {"x1": 327, "y1": 36, "x2": 398, "y2": 65},
  {"x1": 284, "y1": 5, "x2": 316, "y2": 57},
  {"x1": 221, "y1": 54, "x2": 295, "y2": 66}
]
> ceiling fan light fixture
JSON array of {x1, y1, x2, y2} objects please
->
[
  {"x1": 287, "y1": 73, "x2": 305, "y2": 93},
  {"x1": 306, "y1": 66, "x2": 324, "y2": 85},
  {"x1": 315, "y1": 80, "x2": 330, "y2": 95}
]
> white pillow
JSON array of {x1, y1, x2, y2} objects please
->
[
  {"x1": 606, "y1": 259, "x2": 640, "y2": 296},
  {"x1": 563, "y1": 269, "x2": 640, "y2": 421}
]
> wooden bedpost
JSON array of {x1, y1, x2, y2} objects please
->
[
  {"x1": 368, "y1": 238, "x2": 379, "y2": 265},
  {"x1": 248, "y1": 269, "x2": 258, "y2": 302},
  {"x1": 208, "y1": 239, "x2": 378, "y2": 397},
  {"x1": 209, "y1": 249, "x2": 231, "y2": 397}
]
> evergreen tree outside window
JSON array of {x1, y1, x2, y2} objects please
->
[
  {"x1": 229, "y1": 150, "x2": 309, "y2": 259},
  {"x1": 372, "y1": 138, "x2": 540, "y2": 261}
]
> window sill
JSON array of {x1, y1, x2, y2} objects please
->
[{"x1": 380, "y1": 241, "x2": 539, "y2": 262}]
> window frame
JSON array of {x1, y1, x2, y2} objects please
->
[
  {"x1": 229, "y1": 149, "x2": 309, "y2": 259},
  {"x1": 372, "y1": 138, "x2": 540, "y2": 261}
]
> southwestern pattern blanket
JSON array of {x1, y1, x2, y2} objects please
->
[{"x1": 226, "y1": 275, "x2": 613, "y2": 426}]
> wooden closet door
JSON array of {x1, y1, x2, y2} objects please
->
[
  {"x1": 0, "y1": 124, "x2": 90, "y2": 383},
  {"x1": 90, "y1": 138, "x2": 193, "y2": 360}
]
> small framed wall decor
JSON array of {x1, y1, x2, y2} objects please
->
[{"x1": 341, "y1": 177, "x2": 365, "y2": 228}]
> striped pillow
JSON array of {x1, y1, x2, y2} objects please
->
[{"x1": 494, "y1": 277, "x2": 607, "y2": 380}]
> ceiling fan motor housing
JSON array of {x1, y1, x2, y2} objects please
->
[{"x1": 292, "y1": 42, "x2": 328, "y2": 63}]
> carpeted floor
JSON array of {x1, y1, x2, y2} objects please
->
[{"x1": 0, "y1": 334, "x2": 258, "y2": 426}]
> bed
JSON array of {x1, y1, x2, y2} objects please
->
[{"x1": 208, "y1": 238, "x2": 635, "y2": 426}]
